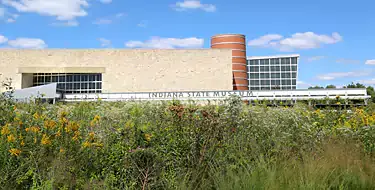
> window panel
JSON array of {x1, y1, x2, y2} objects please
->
[
  {"x1": 270, "y1": 58, "x2": 279, "y2": 65},
  {"x1": 250, "y1": 73, "x2": 259, "y2": 79},
  {"x1": 282, "y1": 79, "x2": 291, "y2": 85},
  {"x1": 291, "y1": 57, "x2": 297, "y2": 65},
  {"x1": 271, "y1": 73, "x2": 280, "y2": 78},
  {"x1": 260, "y1": 66, "x2": 269, "y2": 72},
  {"x1": 281, "y1": 73, "x2": 291, "y2": 78},
  {"x1": 292, "y1": 72, "x2": 297, "y2": 78},
  {"x1": 261, "y1": 80, "x2": 270, "y2": 85},
  {"x1": 32, "y1": 73, "x2": 102, "y2": 94},
  {"x1": 250, "y1": 66, "x2": 259, "y2": 72},
  {"x1": 250, "y1": 80, "x2": 259, "y2": 85},
  {"x1": 271, "y1": 80, "x2": 280, "y2": 85},
  {"x1": 271, "y1": 66, "x2": 280, "y2": 72},
  {"x1": 291, "y1": 66, "x2": 297, "y2": 72},
  {"x1": 260, "y1": 73, "x2": 270, "y2": 79}
]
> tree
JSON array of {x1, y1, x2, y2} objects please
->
[
  {"x1": 326, "y1": 85, "x2": 336, "y2": 89},
  {"x1": 366, "y1": 86, "x2": 375, "y2": 103},
  {"x1": 344, "y1": 82, "x2": 366, "y2": 88},
  {"x1": 308, "y1": 86, "x2": 324, "y2": 89}
]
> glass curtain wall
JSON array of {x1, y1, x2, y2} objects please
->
[
  {"x1": 33, "y1": 73, "x2": 102, "y2": 94},
  {"x1": 248, "y1": 57, "x2": 298, "y2": 90}
]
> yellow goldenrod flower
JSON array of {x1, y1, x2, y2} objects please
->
[
  {"x1": 7, "y1": 134, "x2": 16, "y2": 142},
  {"x1": 145, "y1": 134, "x2": 152, "y2": 142},
  {"x1": 89, "y1": 132, "x2": 95, "y2": 140},
  {"x1": 30, "y1": 126, "x2": 40, "y2": 133},
  {"x1": 71, "y1": 122, "x2": 79, "y2": 131},
  {"x1": 1, "y1": 124, "x2": 10, "y2": 135},
  {"x1": 72, "y1": 131, "x2": 80, "y2": 141},
  {"x1": 33, "y1": 112, "x2": 40, "y2": 119},
  {"x1": 92, "y1": 143, "x2": 103, "y2": 148},
  {"x1": 56, "y1": 130, "x2": 61, "y2": 137},
  {"x1": 41, "y1": 134, "x2": 52, "y2": 145},
  {"x1": 82, "y1": 141, "x2": 91, "y2": 148},
  {"x1": 9, "y1": 148, "x2": 21, "y2": 156},
  {"x1": 60, "y1": 111, "x2": 68, "y2": 118},
  {"x1": 20, "y1": 140, "x2": 25, "y2": 146},
  {"x1": 59, "y1": 148, "x2": 65, "y2": 153}
]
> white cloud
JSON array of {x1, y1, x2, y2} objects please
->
[
  {"x1": 248, "y1": 32, "x2": 342, "y2": 52},
  {"x1": 51, "y1": 20, "x2": 79, "y2": 26},
  {"x1": 173, "y1": 0, "x2": 216, "y2": 12},
  {"x1": 100, "y1": 0, "x2": 112, "y2": 4},
  {"x1": 0, "y1": 35, "x2": 8, "y2": 44},
  {"x1": 365, "y1": 60, "x2": 375, "y2": 65},
  {"x1": 297, "y1": 81, "x2": 313, "y2": 89},
  {"x1": 125, "y1": 36, "x2": 204, "y2": 49},
  {"x1": 98, "y1": 38, "x2": 111, "y2": 47},
  {"x1": 357, "y1": 79, "x2": 375, "y2": 85},
  {"x1": 0, "y1": 7, "x2": 5, "y2": 18},
  {"x1": 6, "y1": 18, "x2": 14, "y2": 22},
  {"x1": 317, "y1": 70, "x2": 372, "y2": 81},
  {"x1": 115, "y1": 12, "x2": 125, "y2": 18},
  {"x1": 248, "y1": 34, "x2": 283, "y2": 47},
  {"x1": 336, "y1": 59, "x2": 360, "y2": 64},
  {"x1": 306, "y1": 56, "x2": 325, "y2": 62},
  {"x1": 137, "y1": 20, "x2": 147, "y2": 28},
  {"x1": 2, "y1": 0, "x2": 88, "y2": 22},
  {"x1": 93, "y1": 18, "x2": 112, "y2": 25},
  {"x1": 7, "y1": 38, "x2": 47, "y2": 49}
]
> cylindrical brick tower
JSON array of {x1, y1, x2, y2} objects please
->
[{"x1": 210, "y1": 34, "x2": 249, "y2": 90}]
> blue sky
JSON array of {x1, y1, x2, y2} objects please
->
[{"x1": 0, "y1": 0, "x2": 374, "y2": 88}]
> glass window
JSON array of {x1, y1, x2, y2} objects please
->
[
  {"x1": 261, "y1": 80, "x2": 270, "y2": 85},
  {"x1": 291, "y1": 66, "x2": 297, "y2": 72},
  {"x1": 250, "y1": 60, "x2": 259, "y2": 65},
  {"x1": 250, "y1": 66, "x2": 259, "y2": 72},
  {"x1": 261, "y1": 87, "x2": 270, "y2": 90},
  {"x1": 250, "y1": 73, "x2": 259, "y2": 79},
  {"x1": 271, "y1": 66, "x2": 280, "y2": 72},
  {"x1": 271, "y1": 73, "x2": 280, "y2": 78},
  {"x1": 281, "y1": 73, "x2": 291, "y2": 78},
  {"x1": 32, "y1": 73, "x2": 102, "y2": 94},
  {"x1": 292, "y1": 80, "x2": 296, "y2": 85},
  {"x1": 250, "y1": 80, "x2": 259, "y2": 85},
  {"x1": 282, "y1": 79, "x2": 291, "y2": 85},
  {"x1": 271, "y1": 80, "x2": 280, "y2": 85},
  {"x1": 281, "y1": 58, "x2": 290, "y2": 65},
  {"x1": 270, "y1": 58, "x2": 279, "y2": 65},
  {"x1": 281, "y1": 66, "x2": 290, "y2": 72},
  {"x1": 292, "y1": 72, "x2": 297, "y2": 78},
  {"x1": 260, "y1": 66, "x2": 269, "y2": 72},
  {"x1": 291, "y1": 57, "x2": 297, "y2": 65},
  {"x1": 282, "y1": 86, "x2": 291, "y2": 90},
  {"x1": 250, "y1": 87, "x2": 260, "y2": 90},
  {"x1": 260, "y1": 73, "x2": 270, "y2": 79},
  {"x1": 260, "y1": 59, "x2": 269, "y2": 65}
]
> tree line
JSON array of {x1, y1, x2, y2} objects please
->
[{"x1": 308, "y1": 82, "x2": 375, "y2": 103}]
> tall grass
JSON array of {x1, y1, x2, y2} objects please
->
[{"x1": 1, "y1": 95, "x2": 375, "y2": 189}]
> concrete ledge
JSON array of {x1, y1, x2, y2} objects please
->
[{"x1": 17, "y1": 67, "x2": 106, "y2": 74}]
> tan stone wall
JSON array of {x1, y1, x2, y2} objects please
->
[{"x1": 0, "y1": 49, "x2": 233, "y2": 93}]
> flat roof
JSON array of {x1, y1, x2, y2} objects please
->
[{"x1": 247, "y1": 54, "x2": 300, "y2": 60}]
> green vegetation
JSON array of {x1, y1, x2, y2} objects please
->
[{"x1": 1, "y1": 92, "x2": 375, "y2": 189}]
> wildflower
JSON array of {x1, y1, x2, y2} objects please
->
[
  {"x1": 34, "y1": 137, "x2": 37, "y2": 144},
  {"x1": 82, "y1": 141, "x2": 91, "y2": 148},
  {"x1": 13, "y1": 105, "x2": 17, "y2": 110},
  {"x1": 59, "y1": 148, "x2": 65, "y2": 153},
  {"x1": 60, "y1": 111, "x2": 68, "y2": 118},
  {"x1": 25, "y1": 127, "x2": 30, "y2": 132},
  {"x1": 30, "y1": 126, "x2": 40, "y2": 133},
  {"x1": 72, "y1": 131, "x2": 80, "y2": 141},
  {"x1": 56, "y1": 130, "x2": 61, "y2": 137},
  {"x1": 20, "y1": 140, "x2": 25, "y2": 146},
  {"x1": 1, "y1": 124, "x2": 10, "y2": 135},
  {"x1": 89, "y1": 132, "x2": 95, "y2": 140},
  {"x1": 7, "y1": 134, "x2": 16, "y2": 142},
  {"x1": 92, "y1": 143, "x2": 103, "y2": 148},
  {"x1": 70, "y1": 122, "x2": 79, "y2": 131},
  {"x1": 41, "y1": 134, "x2": 52, "y2": 145},
  {"x1": 33, "y1": 112, "x2": 40, "y2": 119},
  {"x1": 44, "y1": 120, "x2": 56, "y2": 129},
  {"x1": 9, "y1": 148, "x2": 21, "y2": 156},
  {"x1": 144, "y1": 134, "x2": 152, "y2": 142},
  {"x1": 18, "y1": 121, "x2": 23, "y2": 127},
  {"x1": 90, "y1": 115, "x2": 100, "y2": 126}
]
